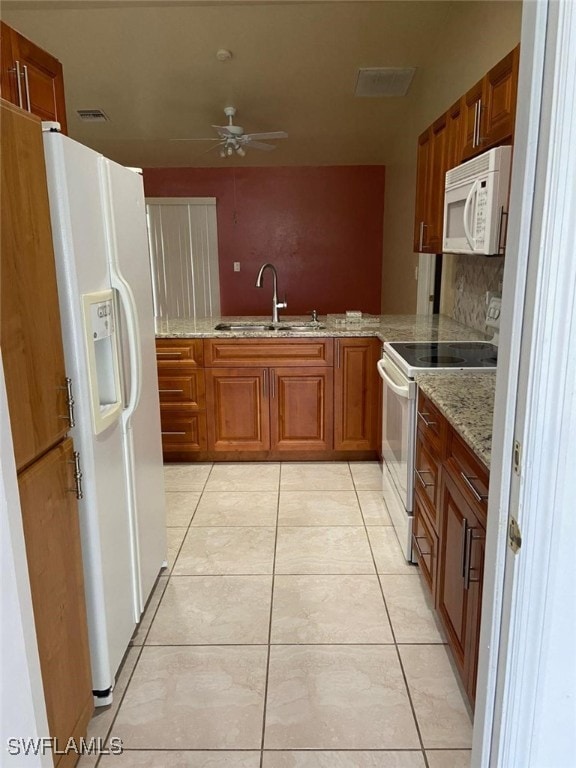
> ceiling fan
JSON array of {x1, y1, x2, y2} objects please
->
[{"x1": 175, "y1": 106, "x2": 288, "y2": 157}]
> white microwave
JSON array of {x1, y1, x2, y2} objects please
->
[{"x1": 443, "y1": 145, "x2": 512, "y2": 255}]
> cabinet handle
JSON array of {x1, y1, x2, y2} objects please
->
[
  {"x1": 464, "y1": 527, "x2": 482, "y2": 590},
  {"x1": 162, "y1": 431, "x2": 186, "y2": 435},
  {"x1": 497, "y1": 206, "x2": 508, "y2": 254},
  {"x1": 417, "y1": 411, "x2": 437, "y2": 428},
  {"x1": 460, "y1": 471, "x2": 488, "y2": 503},
  {"x1": 67, "y1": 451, "x2": 84, "y2": 500},
  {"x1": 156, "y1": 351, "x2": 183, "y2": 358},
  {"x1": 473, "y1": 101, "x2": 479, "y2": 148},
  {"x1": 58, "y1": 377, "x2": 76, "y2": 428},
  {"x1": 461, "y1": 517, "x2": 469, "y2": 578},
  {"x1": 418, "y1": 221, "x2": 429, "y2": 252},
  {"x1": 263, "y1": 369, "x2": 268, "y2": 398},
  {"x1": 336, "y1": 340, "x2": 341, "y2": 369},
  {"x1": 412, "y1": 533, "x2": 431, "y2": 560},
  {"x1": 271, "y1": 369, "x2": 276, "y2": 399},
  {"x1": 415, "y1": 468, "x2": 434, "y2": 489},
  {"x1": 8, "y1": 61, "x2": 24, "y2": 108},
  {"x1": 22, "y1": 64, "x2": 31, "y2": 111},
  {"x1": 159, "y1": 389, "x2": 184, "y2": 394}
]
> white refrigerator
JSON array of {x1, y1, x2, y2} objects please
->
[{"x1": 42, "y1": 124, "x2": 166, "y2": 706}]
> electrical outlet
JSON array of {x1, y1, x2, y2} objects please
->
[
  {"x1": 486, "y1": 290, "x2": 501, "y2": 306},
  {"x1": 233, "y1": 262, "x2": 240, "y2": 272}
]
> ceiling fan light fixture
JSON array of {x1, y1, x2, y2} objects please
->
[
  {"x1": 226, "y1": 145, "x2": 234, "y2": 157},
  {"x1": 236, "y1": 146, "x2": 246, "y2": 157}
]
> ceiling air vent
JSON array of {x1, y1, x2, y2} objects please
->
[
  {"x1": 76, "y1": 109, "x2": 109, "y2": 122},
  {"x1": 354, "y1": 67, "x2": 416, "y2": 97}
]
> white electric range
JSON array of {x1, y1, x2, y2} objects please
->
[{"x1": 377, "y1": 314, "x2": 499, "y2": 561}]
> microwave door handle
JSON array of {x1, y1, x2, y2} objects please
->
[
  {"x1": 463, "y1": 180, "x2": 479, "y2": 250},
  {"x1": 377, "y1": 359, "x2": 412, "y2": 399}
]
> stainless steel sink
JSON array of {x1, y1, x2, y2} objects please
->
[
  {"x1": 214, "y1": 321, "x2": 326, "y2": 332},
  {"x1": 214, "y1": 323, "x2": 275, "y2": 331},
  {"x1": 276, "y1": 323, "x2": 326, "y2": 331}
]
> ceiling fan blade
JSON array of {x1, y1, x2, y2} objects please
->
[
  {"x1": 244, "y1": 131, "x2": 288, "y2": 141},
  {"x1": 244, "y1": 140, "x2": 277, "y2": 151}
]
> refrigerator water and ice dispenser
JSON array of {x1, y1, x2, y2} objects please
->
[{"x1": 82, "y1": 290, "x2": 123, "y2": 434}]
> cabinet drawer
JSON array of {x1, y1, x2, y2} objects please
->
[
  {"x1": 413, "y1": 491, "x2": 439, "y2": 600},
  {"x1": 414, "y1": 430, "x2": 440, "y2": 529},
  {"x1": 156, "y1": 338, "x2": 203, "y2": 366},
  {"x1": 157, "y1": 370, "x2": 205, "y2": 409},
  {"x1": 160, "y1": 411, "x2": 207, "y2": 453},
  {"x1": 204, "y1": 338, "x2": 333, "y2": 367},
  {"x1": 446, "y1": 429, "x2": 489, "y2": 524},
  {"x1": 417, "y1": 391, "x2": 445, "y2": 452}
]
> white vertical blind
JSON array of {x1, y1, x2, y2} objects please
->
[{"x1": 145, "y1": 197, "x2": 220, "y2": 319}]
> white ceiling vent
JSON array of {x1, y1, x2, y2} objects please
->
[
  {"x1": 354, "y1": 67, "x2": 416, "y2": 97},
  {"x1": 76, "y1": 109, "x2": 109, "y2": 122}
]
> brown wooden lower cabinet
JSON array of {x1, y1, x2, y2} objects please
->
[
  {"x1": 437, "y1": 464, "x2": 486, "y2": 703},
  {"x1": 412, "y1": 490, "x2": 439, "y2": 598},
  {"x1": 157, "y1": 336, "x2": 380, "y2": 461},
  {"x1": 413, "y1": 389, "x2": 488, "y2": 708},
  {"x1": 18, "y1": 438, "x2": 93, "y2": 767},
  {"x1": 205, "y1": 365, "x2": 333, "y2": 452},
  {"x1": 333, "y1": 337, "x2": 380, "y2": 451},
  {"x1": 271, "y1": 366, "x2": 333, "y2": 451},
  {"x1": 206, "y1": 367, "x2": 269, "y2": 451}
]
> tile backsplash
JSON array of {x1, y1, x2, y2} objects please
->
[{"x1": 443, "y1": 254, "x2": 505, "y2": 334}]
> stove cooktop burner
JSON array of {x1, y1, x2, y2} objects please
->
[
  {"x1": 419, "y1": 354, "x2": 467, "y2": 364},
  {"x1": 387, "y1": 340, "x2": 498, "y2": 371}
]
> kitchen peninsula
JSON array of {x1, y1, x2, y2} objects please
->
[{"x1": 155, "y1": 313, "x2": 494, "y2": 464}]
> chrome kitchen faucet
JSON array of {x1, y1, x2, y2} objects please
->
[{"x1": 255, "y1": 263, "x2": 287, "y2": 323}]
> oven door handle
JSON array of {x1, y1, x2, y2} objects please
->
[{"x1": 377, "y1": 359, "x2": 414, "y2": 400}]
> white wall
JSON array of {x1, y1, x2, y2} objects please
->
[{"x1": 0, "y1": 361, "x2": 51, "y2": 767}]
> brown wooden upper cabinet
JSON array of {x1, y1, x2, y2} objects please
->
[
  {"x1": 413, "y1": 114, "x2": 447, "y2": 253},
  {"x1": 1, "y1": 21, "x2": 67, "y2": 132},
  {"x1": 413, "y1": 44, "x2": 519, "y2": 254},
  {"x1": 462, "y1": 45, "x2": 520, "y2": 161}
]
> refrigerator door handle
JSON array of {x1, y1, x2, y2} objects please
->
[{"x1": 113, "y1": 276, "x2": 142, "y2": 419}]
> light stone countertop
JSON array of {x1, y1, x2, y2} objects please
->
[
  {"x1": 155, "y1": 313, "x2": 490, "y2": 344},
  {"x1": 155, "y1": 313, "x2": 494, "y2": 468},
  {"x1": 415, "y1": 372, "x2": 496, "y2": 469}
]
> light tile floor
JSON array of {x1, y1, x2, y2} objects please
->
[{"x1": 79, "y1": 461, "x2": 472, "y2": 768}]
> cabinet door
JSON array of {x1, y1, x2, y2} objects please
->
[
  {"x1": 1, "y1": 100, "x2": 69, "y2": 471},
  {"x1": 446, "y1": 98, "x2": 465, "y2": 171},
  {"x1": 426, "y1": 113, "x2": 448, "y2": 253},
  {"x1": 18, "y1": 439, "x2": 93, "y2": 766},
  {"x1": 461, "y1": 79, "x2": 484, "y2": 160},
  {"x1": 2, "y1": 22, "x2": 67, "y2": 132},
  {"x1": 270, "y1": 366, "x2": 333, "y2": 451},
  {"x1": 205, "y1": 367, "x2": 269, "y2": 451},
  {"x1": 413, "y1": 128, "x2": 432, "y2": 252},
  {"x1": 437, "y1": 467, "x2": 485, "y2": 706},
  {"x1": 0, "y1": 22, "x2": 17, "y2": 104},
  {"x1": 413, "y1": 116, "x2": 447, "y2": 253},
  {"x1": 414, "y1": 430, "x2": 440, "y2": 526},
  {"x1": 413, "y1": 490, "x2": 439, "y2": 600},
  {"x1": 159, "y1": 409, "x2": 208, "y2": 455},
  {"x1": 334, "y1": 338, "x2": 380, "y2": 451},
  {"x1": 480, "y1": 45, "x2": 519, "y2": 150}
]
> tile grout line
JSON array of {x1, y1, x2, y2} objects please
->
[
  {"x1": 352, "y1": 462, "x2": 430, "y2": 768},
  {"x1": 259, "y1": 464, "x2": 282, "y2": 768},
  {"x1": 95, "y1": 463, "x2": 214, "y2": 765}
]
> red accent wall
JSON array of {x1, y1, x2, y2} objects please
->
[{"x1": 143, "y1": 166, "x2": 385, "y2": 316}]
